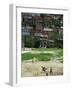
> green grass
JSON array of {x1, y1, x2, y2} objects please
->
[
  {"x1": 21, "y1": 53, "x2": 52, "y2": 61},
  {"x1": 21, "y1": 48, "x2": 63, "y2": 62},
  {"x1": 56, "y1": 50, "x2": 63, "y2": 57}
]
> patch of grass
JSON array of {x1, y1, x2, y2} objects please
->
[
  {"x1": 21, "y1": 53, "x2": 33, "y2": 61},
  {"x1": 21, "y1": 48, "x2": 63, "y2": 62},
  {"x1": 21, "y1": 53, "x2": 52, "y2": 61},
  {"x1": 56, "y1": 49, "x2": 63, "y2": 58}
]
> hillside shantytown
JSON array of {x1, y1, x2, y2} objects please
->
[{"x1": 21, "y1": 13, "x2": 63, "y2": 49}]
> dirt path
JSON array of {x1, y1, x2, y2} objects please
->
[{"x1": 21, "y1": 61, "x2": 63, "y2": 77}]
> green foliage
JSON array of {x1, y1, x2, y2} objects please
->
[
  {"x1": 22, "y1": 36, "x2": 40, "y2": 48},
  {"x1": 22, "y1": 36, "x2": 35, "y2": 48},
  {"x1": 33, "y1": 37, "x2": 40, "y2": 48}
]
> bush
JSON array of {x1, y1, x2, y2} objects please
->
[{"x1": 22, "y1": 36, "x2": 40, "y2": 48}]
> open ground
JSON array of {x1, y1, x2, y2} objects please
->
[{"x1": 21, "y1": 48, "x2": 63, "y2": 77}]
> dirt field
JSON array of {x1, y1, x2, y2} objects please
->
[{"x1": 21, "y1": 61, "x2": 63, "y2": 77}]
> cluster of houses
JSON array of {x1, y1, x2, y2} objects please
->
[{"x1": 21, "y1": 13, "x2": 63, "y2": 48}]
